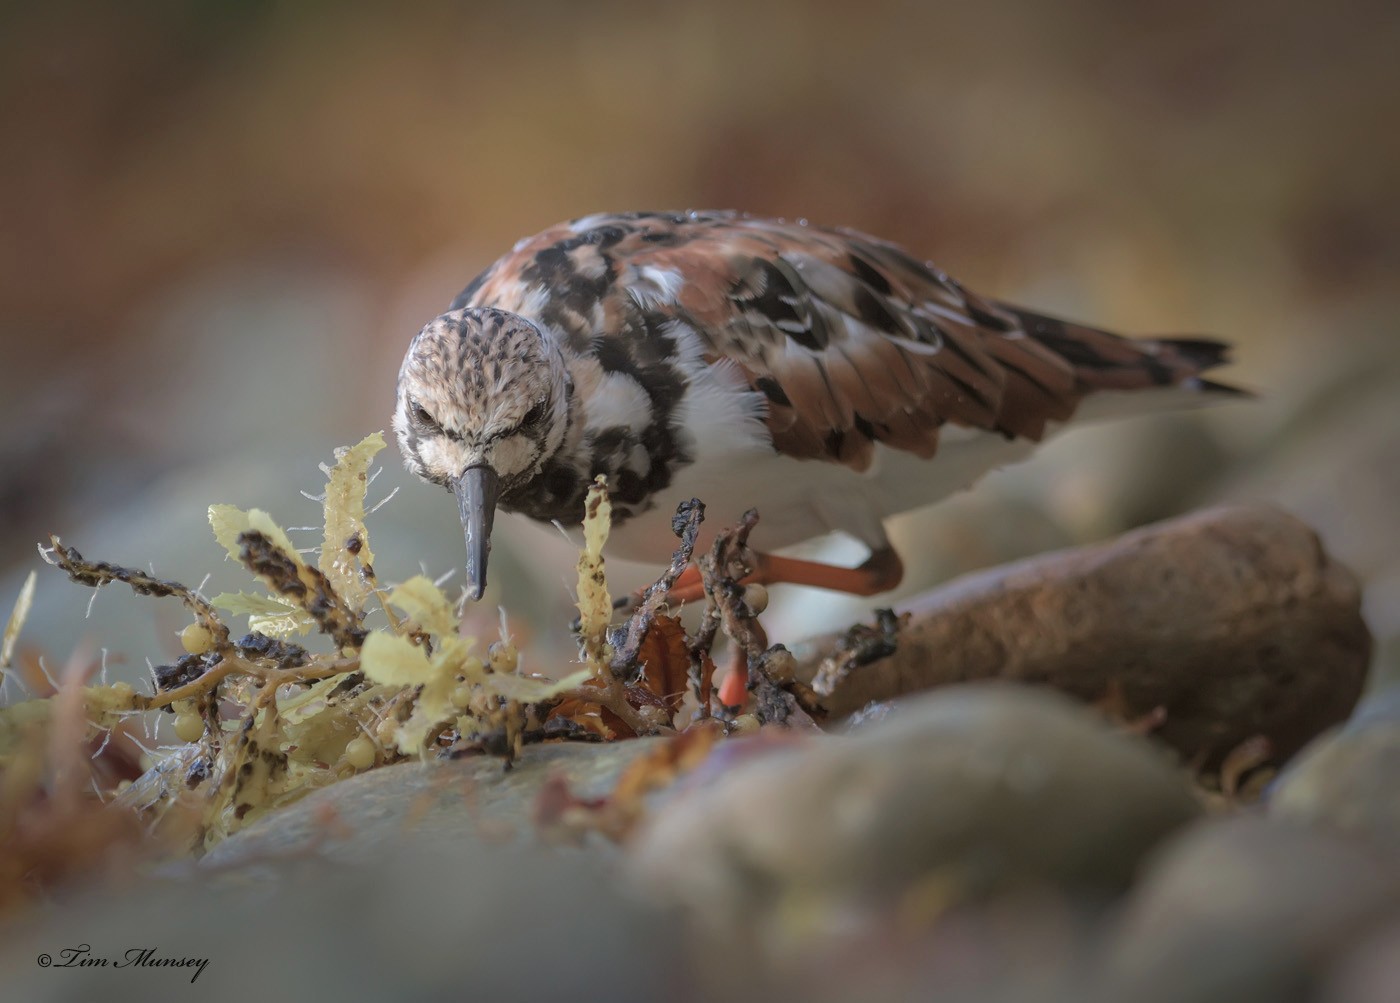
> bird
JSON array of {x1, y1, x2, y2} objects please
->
[{"x1": 393, "y1": 210, "x2": 1242, "y2": 615}]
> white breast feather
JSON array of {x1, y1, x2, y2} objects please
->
[{"x1": 583, "y1": 371, "x2": 655, "y2": 431}]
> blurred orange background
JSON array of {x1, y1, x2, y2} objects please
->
[{"x1": 2, "y1": 0, "x2": 1396, "y2": 685}]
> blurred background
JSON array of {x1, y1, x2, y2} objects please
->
[{"x1": 2, "y1": 0, "x2": 1397, "y2": 692}]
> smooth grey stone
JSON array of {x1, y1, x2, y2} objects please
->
[
  {"x1": 1270, "y1": 686, "x2": 1400, "y2": 850},
  {"x1": 631, "y1": 684, "x2": 1200, "y2": 930},
  {"x1": 1102, "y1": 816, "x2": 1400, "y2": 1003},
  {"x1": 1321, "y1": 918, "x2": 1400, "y2": 1003},
  {"x1": 1, "y1": 834, "x2": 684, "y2": 1003},
  {"x1": 205, "y1": 738, "x2": 668, "y2": 868}
]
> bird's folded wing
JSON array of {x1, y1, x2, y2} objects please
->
[
  {"x1": 621, "y1": 216, "x2": 1088, "y2": 471},
  {"x1": 455, "y1": 212, "x2": 1228, "y2": 472}
]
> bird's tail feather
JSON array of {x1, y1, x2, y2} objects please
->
[{"x1": 998, "y1": 303, "x2": 1248, "y2": 398}]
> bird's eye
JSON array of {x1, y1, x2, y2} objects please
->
[
  {"x1": 522, "y1": 400, "x2": 549, "y2": 429},
  {"x1": 410, "y1": 401, "x2": 439, "y2": 430}
]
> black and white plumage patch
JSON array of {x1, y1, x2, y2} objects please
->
[{"x1": 398, "y1": 210, "x2": 1241, "y2": 566}]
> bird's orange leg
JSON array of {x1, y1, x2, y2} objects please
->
[
  {"x1": 717, "y1": 619, "x2": 768, "y2": 708},
  {"x1": 618, "y1": 549, "x2": 903, "y2": 708},
  {"x1": 662, "y1": 546, "x2": 905, "y2": 608},
  {"x1": 668, "y1": 546, "x2": 905, "y2": 709}
]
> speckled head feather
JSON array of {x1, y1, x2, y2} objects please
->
[
  {"x1": 394, "y1": 307, "x2": 576, "y2": 599},
  {"x1": 394, "y1": 307, "x2": 573, "y2": 489}
]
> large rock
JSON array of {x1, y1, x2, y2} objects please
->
[
  {"x1": 1213, "y1": 343, "x2": 1400, "y2": 689},
  {"x1": 630, "y1": 685, "x2": 1200, "y2": 934},
  {"x1": 205, "y1": 738, "x2": 668, "y2": 867},
  {"x1": 1102, "y1": 816, "x2": 1400, "y2": 1003},
  {"x1": 2, "y1": 833, "x2": 686, "y2": 1003},
  {"x1": 1, "y1": 740, "x2": 689, "y2": 1002},
  {"x1": 796, "y1": 504, "x2": 1371, "y2": 766},
  {"x1": 1321, "y1": 918, "x2": 1400, "y2": 1003},
  {"x1": 1270, "y1": 686, "x2": 1400, "y2": 850}
]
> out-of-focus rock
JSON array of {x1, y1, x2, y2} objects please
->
[
  {"x1": 1101, "y1": 816, "x2": 1400, "y2": 1003},
  {"x1": 1024, "y1": 411, "x2": 1235, "y2": 541},
  {"x1": 204, "y1": 739, "x2": 667, "y2": 868},
  {"x1": 1322, "y1": 919, "x2": 1400, "y2": 1003},
  {"x1": 795, "y1": 504, "x2": 1371, "y2": 766},
  {"x1": 1217, "y1": 342, "x2": 1400, "y2": 589},
  {"x1": 1213, "y1": 338, "x2": 1400, "y2": 689},
  {"x1": 1, "y1": 834, "x2": 687, "y2": 1003},
  {"x1": 630, "y1": 685, "x2": 1199, "y2": 937},
  {"x1": 714, "y1": 890, "x2": 1102, "y2": 1003},
  {"x1": 1269, "y1": 686, "x2": 1400, "y2": 850}
]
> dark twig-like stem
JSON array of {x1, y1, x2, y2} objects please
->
[
  {"x1": 695, "y1": 509, "x2": 814, "y2": 726},
  {"x1": 610, "y1": 499, "x2": 705, "y2": 673},
  {"x1": 42, "y1": 537, "x2": 231, "y2": 652},
  {"x1": 236, "y1": 531, "x2": 367, "y2": 651}
]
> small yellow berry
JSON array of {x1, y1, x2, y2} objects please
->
[
  {"x1": 344, "y1": 735, "x2": 376, "y2": 770},
  {"x1": 763, "y1": 647, "x2": 797, "y2": 684},
  {"x1": 742, "y1": 584, "x2": 769, "y2": 615},
  {"x1": 451, "y1": 683, "x2": 474, "y2": 709},
  {"x1": 174, "y1": 713, "x2": 204, "y2": 743},
  {"x1": 180, "y1": 623, "x2": 215, "y2": 655},
  {"x1": 375, "y1": 718, "x2": 398, "y2": 745}
]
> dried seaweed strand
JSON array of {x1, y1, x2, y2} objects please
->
[
  {"x1": 348, "y1": 539, "x2": 410, "y2": 637},
  {"x1": 140, "y1": 654, "x2": 359, "y2": 712},
  {"x1": 560, "y1": 482, "x2": 658, "y2": 736},
  {"x1": 1219, "y1": 734, "x2": 1274, "y2": 800},
  {"x1": 572, "y1": 668, "x2": 660, "y2": 736},
  {"x1": 695, "y1": 509, "x2": 817, "y2": 725},
  {"x1": 237, "y1": 530, "x2": 366, "y2": 650},
  {"x1": 688, "y1": 601, "x2": 722, "y2": 715},
  {"x1": 610, "y1": 498, "x2": 705, "y2": 671},
  {"x1": 698, "y1": 509, "x2": 768, "y2": 665},
  {"x1": 810, "y1": 607, "x2": 907, "y2": 696},
  {"x1": 2, "y1": 571, "x2": 36, "y2": 669},
  {"x1": 42, "y1": 537, "x2": 231, "y2": 651}
]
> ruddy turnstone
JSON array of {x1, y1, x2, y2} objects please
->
[{"x1": 394, "y1": 211, "x2": 1240, "y2": 605}]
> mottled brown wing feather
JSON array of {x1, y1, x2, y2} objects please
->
[{"x1": 455, "y1": 212, "x2": 1235, "y2": 471}]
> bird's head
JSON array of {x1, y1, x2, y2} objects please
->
[{"x1": 394, "y1": 307, "x2": 572, "y2": 600}]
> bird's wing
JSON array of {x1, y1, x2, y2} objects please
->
[{"x1": 456, "y1": 212, "x2": 1233, "y2": 471}]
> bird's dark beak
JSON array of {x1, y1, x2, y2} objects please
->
[{"x1": 452, "y1": 465, "x2": 499, "y2": 602}]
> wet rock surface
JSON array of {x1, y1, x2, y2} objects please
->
[
  {"x1": 630, "y1": 686, "x2": 1200, "y2": 930},
  {"x1": 2, "y1": 505, "x2": 1386, "y2": 1001},
  {"x1": 204, "y1": 738, "x2": 668, "y2": 867},
  {"x1": 3, "y1": 835, "x2": 689, "y2": 1003},
  {"x1": 1269, "y1": 687, "x2": 1400, "y2": 850},
  {"x1": 1321, "y1": 919, "x2": 1400, "y2": 1003},
  {"x1": 6, "y1": 677, "x2": 1398, "y2": 1001},
  {"x1": 1101, "y1": 816, "x2": 1400, "y2": 1003},
  {"x1": 1214, "y1": 338, "x2": 1400, "y2": 689},
  {"x1": 794, "y1": 504, "x2": 1371, "y2": 766}
]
